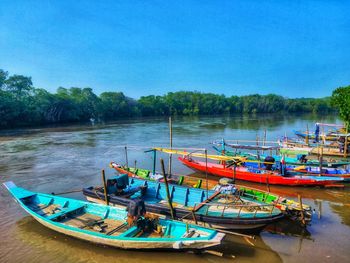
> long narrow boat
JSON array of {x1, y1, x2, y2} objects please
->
[
  {"x1": 4, "y1": 181, "x2": 224, "y2": 250},
  {"x1": 83, "y1": 174, "x2": 284, "y2": 232},
  {"x1": 178, "y1": 157, "x2": 344, "y2": 187},
  {"x1": 294, "y1": 130, "x2": 340, "y2": 141},
  {"x1": 280, "y1": 140, "x2": 350, "y2": 157},
  {"x1": 110, "y1": 162, "x2": 312, "y2": 224},
  {"x1": 294, "y1": 122, "x2": 346, "y2": 142},
  {"x1": 242, "y1": 162, "x2": 350, "y2": 181},
  {"x1": 213, "y1": 146, "x2": 350, "y2": 168}
]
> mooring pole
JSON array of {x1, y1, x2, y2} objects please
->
[
  {"x1": 266, "y1": 175, "x2": 270, "y2": 193},
  {"x1": 152, "y1": 149, "x2": 157, "y2": 175},
  {"x1": 263, "y1": 129, "x2": 267, "y2": 154},
  {"x1": 160, "y1": 158, "x2": 175, "y2": 219},
  {"x1": 124, "y1": 146, "x2": 128, "y2": 168},
  {"x1": 257, "y1": 135, "x2": 261, "y2": 169},
  {"x1": 233, "y1": 163, "x2": 237, "y2": 184},
  {"x1": 205, "y1": 149, "x2": 209, "y2": 198},
  {"x1": 298, "y1": 194, "x2": 305, "y2": 225},
  {"x1": 102, "y1": 169, "x2": 109, "y2": 205},
  {"x1": 319, "y1": 144, "x2": 323, "y2": 176},
  {"x1": 168, "y1": 116, "x2": 173, "y2": 178},
  {"x1": 344, "y1": 124, "x2": 348, "y2": 158}
]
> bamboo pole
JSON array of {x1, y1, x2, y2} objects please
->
[
  {"x1": 263, "y1": 129, "x2": 267, "y2": 154},
  {"x1": 216, "y1": 228, "x2": 255, "y2": 239},
  {"x1": 306, "y1": 124, "x2": 309, "y2": 146},
  {"x1": 298, "y1": 194, "x2": 305, "y2": 225},
  {"x1": 266, "y1": 175, "x2": 270, "y2": 193},
  {"x1": 233, "y1": 163, "x2": 236, "y2": 183},
  {"x1": 256, "y1": 135, "x2": 260, "y2": 169},
  {"x1": 344, "y1": 124, "x2": 348, "y2": 158},
  {"x1": 168, "y1": 117, "x2": 173, "y2": 177},
  {"x1": 160, "y1": 158, "x2": 175, "y2": 219},
  {"x1": 102, "y1": 169, "x2": 109, "y2": 205},
  {"x1": 205, "y1": 149, "x2": 209, "y2": 198},
  {"x1": 152, "y1": 149, "x2": 156, "y2": 174},
  {"x1": 202, "y1": 250, "x2": 224, "y2": 257},
  {"x1": 124, "y1": 146, "x2": 128, "y2": 167},
  {"x1": 319, "y1": 144, "x2": 323, "y2": 176},
  {"x1": 51, "y1": 189, "x2": 82, "y2": 195}
]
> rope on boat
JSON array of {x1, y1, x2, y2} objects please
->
[{"x1": 51, "y1": 189, "x2": 82, "y2": 195}]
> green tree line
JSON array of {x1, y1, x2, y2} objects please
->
[
  {"x1": 0, "y1": 69, "x2": 339, "y2": 128},
  {"x1": 331, "y1": 85, "x2": 350, "y2": 128}
]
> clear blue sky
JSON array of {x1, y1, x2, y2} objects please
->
[{"x1": 0, "y1": 0, "x2": 349, "y2": 98}]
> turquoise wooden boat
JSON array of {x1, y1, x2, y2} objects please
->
[
  {"x1": 3, "y1": 181, "x2": 224, "y2": 250},
  {"x1": 83, "y1": 175, "x2": 284, "y2": 232}
]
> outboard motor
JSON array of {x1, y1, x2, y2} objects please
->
[
  {"x1": 127, "y1": 199, "x2": 146, "y2": 226},
  {"x1": 214, "y1": 178, "x2": 237, "y2": 194},
  {"x1": 264, "y1": 156, "x2": 275, "y2": 171},
  {"x1": 297, "y1": 154, "x2": 308, "y2": 163},
  {"x1": 127, "y1": 199, "x2": 146, "y2": 218},
  {"x1": 127, "y1": 199, "x2": 161, "y2": 234}
]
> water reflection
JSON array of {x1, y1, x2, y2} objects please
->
[{"x1": 265, "y1": 219, "x2": 312, "y2": 240}]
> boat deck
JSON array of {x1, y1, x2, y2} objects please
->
[
  {"x1": 59, "y1": 213, "x2": 129, "y2": 236},
  {"x1": 27, "y1": 203, "x2": 62, "y2": 217}
]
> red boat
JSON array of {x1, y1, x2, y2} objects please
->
[{"x1": 179, "y1": 157, "x2": 344, "y2": 187}]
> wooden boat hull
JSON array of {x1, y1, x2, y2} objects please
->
[
  {"x1": 111, "y1": 163, "x2": 312, "y2": 224},
  {"x1": 4, "y1": 181, "x2": 224, "y2": 250},
  {"x1": 214, "y1": 147, "x2": 350, "y2": 168},
  {"x1": 294, "y1": 130, "x2": 339, "y2": 141},
  {"x1": 82, "y1": 176, "x2": 284, "y2": 233},
  {"x1": 85, "y1": 196, "x2": 268, "y2": 232},
  {"x1": 32, "y1": 212, "x2": 220, "y2": 250},
  {"x1": 179, "y1": 157, "x2": 344, "y2": 187},
  {"x1": 240, "y1": 161, "x2": 350, "y2": 182}
]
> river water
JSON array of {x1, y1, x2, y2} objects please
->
[{"x1": 0, "y1": 114, "x2": 349, "y2": 263}]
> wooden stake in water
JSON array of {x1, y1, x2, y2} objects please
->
[
  {"x1": 168, "y1": 117, "x2": 173, "y2": 178},
  {"x1": 344, "y1": 124, "x2": 348, "y2": 158},
  {"x1": 256, "y1": 135, "x2": 261, "y2": 169},
  {"x1": 306, "y1": 124, "x2": 309, "y2": 146},
  {"x1": 160, "y1": 158, "x2": 175, "y2": 219},
  {"x1": 233, "y1": 163, "x2": 237, "y2": 183},
  {"x1": 124, "y1": 146, "x2": 128, "y2": 167},
  {"x1": 263, "y1": 129, "x2": 267, "y2": 154},
  {"x1": 298, "y1": 194, "x2": 305, "y2": 225},
  {"x1": 152, "y1": 149, "x2": 156, "y2": 175},
  {"x1": 102, "y1": 169, "x2": 109, "y2": 206},
  {"x1": 266, "y1": 175, "x2": 270, "y2": 193},
  {"x1": 319, "y1": 145, "x2": 323, "y2": 176},
  {"x1": 205, "y1": 148, "x2": 209, "y2": 198}
]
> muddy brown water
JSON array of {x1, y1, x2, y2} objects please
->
[{"x1": 0, "y1": 114, "x2": 349, "y2": 263}]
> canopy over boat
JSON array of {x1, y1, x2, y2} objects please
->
[{"x1": 3, "y1": 181, "x2": 224, "y2": 250}]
